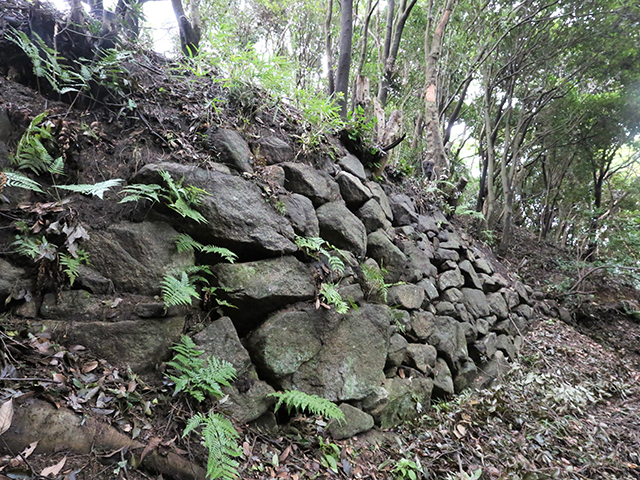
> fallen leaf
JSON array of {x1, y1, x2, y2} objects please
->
[
  {"x1": 82, "y1": 361, "x2": 99, "y2": 374},
  {"x1": 0, "y1": 400, "x2": 12, "y2": 435},
  {"x1": 21, "y1": 441, "x2": 38, "y2": 459},
  {"x1": 456, "y1": 424, "x2": 467, "y2": 436},
  {"x1": 40, "y1": 456, "x2": 66, "y2": 477},
  {"x1": 243, "y1": 441, "x2": 252, "y2": 457},
  {"x1": 141, "y1": 437, "x2": 162, "y2": 461},
  {"x1": 279, "y1": 445, "x2": 291, "y2": 462}
]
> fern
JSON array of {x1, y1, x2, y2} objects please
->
[
  {"x1": 119, "y1": 183, "x2": 163, "y2": 203},
  {"x1": 167, "y1": 336, "x2": 237, "y2": 402},
  {"x1": 175, "y1": 233, "x2": 237, "y2": 263},
  {"x1": 60, "y1": 248, "x2": 89, "y2": 286},
  {"x1": 3, "y1": 172, "x2": 44, "y2": 192},
  {"x1": 12, "y1": 235, "x2": 57, "y2": 261},
  {"x1": 56, "y1": 179, "x2": 123, "y2": 199},
  {"x1": 11, "y1": 111, "x2": 63, "y2": 175},
  {"x1": 269, "y1": 390, "x2": 344, "y2": 423},
  {"x1": 295, "y1": 236, "x2": 346, "y2": 276},
  {"x1": 319, "y1": 283, "x2": 349, "y2": 314},
  {"x1": 159, "y1": 170, "x2": 209, "y2": 224},
  {"x1": 183, "y1": 411, "x2": 242, "y2": 480},
  {"x1": 161, "y1": 272, "x2": 199, "y2": 308},
  {"x1": 361, "y1": 263, "x2": 389, "y2": 302},
  {"x1": 294, "y1": 236, "x2": 325, "y2": 252}
]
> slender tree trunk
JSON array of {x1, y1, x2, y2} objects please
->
[
  {"x1": 335, "y1": 0, "x2": 353, "y2": 118},
  {"x1": 171, "y1": 0, "x2": 200, "y2": 56},
  {"x1": 423, "y1": 0, "x2": 455, "y2": 178},
  {"x1": 482, "y1": 70, "x2": 497, "y2": 230},
  {"x1": 351, "y1": 0, "x2": 377, "y2": 111},
  {"x1": 325, "y1": 0, "x2": 335, "y2": 96}
]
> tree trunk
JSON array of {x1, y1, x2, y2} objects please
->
[
  {"x1": 351, "y1": 0, "x2": 377, "y2": 111},
  {"x1": 325, "y1": 0, "x2": 335, "y2": 96},
  {"x1": 335, "y1": 0, "x2": 353, "y2": 118},
  {"x1": 423, "y1": 0, "x2": 455, "y2": 179},
  {"x1": 171, "y1": 0, "x2": 200, "y2": 57}
]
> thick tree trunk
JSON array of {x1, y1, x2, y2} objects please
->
[
  {"x1": 423, "y1": 0, "x2": 455, "y2": 179},
  {"x1": 335, "y1": 0, "x2": 353, "y2": 118}
]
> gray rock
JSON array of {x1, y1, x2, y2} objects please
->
[
  {"x1": 387, "y1": 333, "x2": 409, "y2": 367},
  {"x1": 503, "y1": 289, "x2": 520, "y2": 309},
  {"x1": 279, "y1": 193, "x2": 320, "y2": 237},
  {"x1": 418, "y1": 277, "x2": 439, "y2": 302},
  {"x1": 435, "y1": 301, "x2": 457, "y2": 316},
  {"x1": 251, "y1": 136, "x2": 293, "y2": 165},
  {"x1": 476, "y1": 318, "x2": 490, "y2": 336},
  {"x1": 396, "y1": 239, "x2": 436, "y2": 282},
  {"x1": 492, "y1": 319, "x2": 517, "y2": 336},
  {"x1": 387, "y1": 284, "x2": 425, "y2": 310},
  {"x1": 461, "y1": 288, "x2": 491, "y2": 318},
  {"x1": 432, "y1": 358, "x2": 454, "y2": 397},
  {"x1": 366, "y1": 230, "x2": 407, "y2": 283},
  {"x1": 206, "y1": 128, "x2": 253, "y2": 173},
  {"x1": 0, "y1": 259, "x2": 33, "y2": 305},
  {"x1": 338, "y1": 283, "x2": 365, "y2": 305},
  {"x1": 427, "y1": 316, "x2": 468, "y2": 366},
  {"x1": 132, "y1": 163, "x2": 297, "y2": 256},
  {"x1": 433, "y1": 248, "x2": 459, "y2": 265},
  {"x1": 514, "y1": 281, "x2": 530, "y2": 304},
  {"x1": 458, "y1": 260, "x2": 483, "y2": 290},
  {"x1": 316, "y1": 202, "x2": 367, "y2": 258},
  {"x1": 49, "y1": 316, "x2": 185, "y2": 373},
  {"x1": 328, "y1": 404, "x2": 374, "y2": 440},
  {"x1": 40, "y1": 291, "x2": 109, "y2": 321},
  {"x1": 473, "y1": 255, "x2": 493, "y2": 275},
  {"x1": 487, "y1": 292, "x2": 509, "y2": 319},
  {"x1": 406, "y1": 344, "x2": 437, "y2": 374},
  {"x1": 221, "y1": 376, "x2": 275, "y2": 424},
  {"x1": 356, "y1": 199, "x2": 392, "y2": 233},
  {"x1": 460, "y1": 321, "x2": 478, "y2": 343},
  {"x1": 439, "y1": 232, "x2": 463, "y2": 251},
  {"x1": 441, "y1": 288, "x2": 463, "y2": 303},
  {"x1": 366, "y1": 182, "x2": 393, "y2": 221},
  {"x1": 496, "y1": 334, "x2": 516, "y2": 360},
  {"x1": 86, "y1": 221, "x2": 194, "y2": 296},
  {"x1": 336, "y1": 172, "x2": 372, "y2": 208},
  {"x1": 282, "y1": 162, "x2": 341, "y2": 207},
  {"x1": 213, "y1": 257, "x2": 315, "y2": 332},
  {"x1": 261, "y1": 165, "x2": 285, "y2": 187},
  {"x1": 470, "y1": 332, "x2": 498, "y2": 362},
  {"x1": 389, "y1": 194, "x2": 418, "y2": 227},
  {"x1": 472, "y1": 351, "x2": 509, "y2": 389},
  {"x1": 453, "y1": 358, "x2": 478, "y2": 393},
  {"x1": 367, "y1": 376, "x2": 433, "y2": 428},
  {"x1": 410, "y1": 311, "x2": 435, "y2": 341},
  {"x1": 75, "y1": 265, "x2": 114, "y2": 295},
  {"x1": 439, "y1": 268, "x2": 465, "y2": 291},
  {"x1": 514, "y1": 303, "x2": 533, "y2": 319},
  {"x1": 194, "y1": 317, "x2": 253, "y2": 375},
  {"x1": 416, "y1": 214, "x2": 439, "y2": 234},
  {"x1": 482, "y1": 273, "x2": 509, "y2": 293},
  {"x1": 455, "y1": 304, "x2": 473, "y2": 323},
  {"x1": 339, "y1": 154, "x2": 367, "y2": 181}
]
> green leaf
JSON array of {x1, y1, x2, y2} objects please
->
[
  {"x1": 56, "y1": 179, "x2": 123, "y2": 199},
  {"x1": 160, "y1": 272, "x2": 199, "y2": 308},
  {"x1": 269, "y1": 390, "x2": 344, "y2": 423}
]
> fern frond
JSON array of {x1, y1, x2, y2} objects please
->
[
  {"x1": 161, "y1": 272, "x2": 199, "y2": 308},
  {"x1": 200, "y1": 245, "x2": 237, "y2": 263},
  {"x1": 3, "y1": 172, "x2": 44, "y2": 192},
  {"x1": 12, "y1": 235, "x2": 57, "y2": 261},
  {"x1": 170, "y1": 196, "x2": 208, "y2": 224},
  {"x1": 295, "y1": 235, "x2": 324, "y2": 252},
  {"x1": 319, "y1": 283, "x2": 349, "y2": 314},
  {"x1": 269, "y1": 390, "x2": 345, "y2": 423},
  {"x1": 175, "y1": 233, "x2": 203, "y2": 253},
  {"x1": 183, "y1": 411, "x2": 241, "y2": 480},
  {"x1": 56, "y1": 179, "x2": 123, "y2": 199},
  {"x1": 119, "y1": 183, "x2": 163, "y2": 203},
  {"x1": 60, "y1": 248, "x2": 88, "y2": 286},
  {"x1": 325, "y1": 253, "x2": 345, "y2": 276}
]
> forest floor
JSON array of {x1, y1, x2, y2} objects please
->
[{"x1": 1, "y1": 33, "x2": 639, "y2": 478}]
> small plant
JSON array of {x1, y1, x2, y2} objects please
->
[
  {"x1": 160, "y1": 272, "x2": 200, "y2": 308},
  {"x1": 391, "y1": 457, "x2": 423, "y2": 480},
  {"x1": 319, "y1": 283, "x2": 349, "y2": 314},
  {"x1": 361, "y1": 262, "x2": 389, "y2": 302},
  {"x1": 174, "y1": 233, "x2": 237, "y2": 263},
  {"x1": 269, "y1": 390, "x2": 345, "y2": 423},
  {"x1": 295, "y1": 236, "x2": 345, "y2": 277},
  {"x1": 10, "y1": 111, "x2": 63, "y2": 176},
  {"x1": 183, "y1": 411, "x2": 242, "y2": 480},
  {"x1": 318, "y1": 437, "x2": 341, "y2": 474},
  {"x1": 167, "y1": 335, "x2": 237, "y2": 402}
]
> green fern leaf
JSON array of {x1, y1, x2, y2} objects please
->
[
  {"x1": 174, "y1": 233, "x2": 203, "y2": 253},
  {"x1": 119, "y1": 183, "x2": 163, "y2": 203},
  {"x1": 200, "y1": 245, "x2": 238, "y2": 263},
  {"x1": 319, "y1": 283, "x2": 349, "y2": 314},
  {"x1": 161, "y1": 272, "x2": 199, "y2": 308},
  {"x1": 56, "y1": 179, "x2": 123, "y2": 199},
  {"x1": 269, "y1": 390, "x2": 344, "y2": 423},
  {"x1": 3, "y1": 172, "x2": 44, "y2": 192}
]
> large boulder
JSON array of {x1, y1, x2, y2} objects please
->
[
  {"x1": 335, "y1": 172, "x2": 372, "y2": 209},
  {"x1": 316, "y1": 202, "x2": 367, "y2": 258},
  {"x1": 366, "y1": 182, "x2": 393, "y2": 221},
  {"x1": 461, "y1": 288, "x2": 491, "y2": 318},
  {"x1": 281, "y1": 163, "x2": 341, "y2": 207},
  {"x1": 251, "y1": 136, "x2": 293, "y2": 165},
  {"x1": 213, "y1": 257, "x2": 315, "y2": 333},
  {"x1": 327, "y1": 404, "x2": 374, "y2": 440},
  {"x1": 206, "y1": 127, "x2": 253, "y2": 173},
  {"x1": 356, "y1": 199, "x2": 392, "y2": 234},
  {"x1": 0, "y1": 259, "x2": 33, "y2": 306},
  {"x1": 387, "y1": 284, "x2": 425, "y2": 310},
  {"x1": 279, "y1": 193, "x2": 320, "y2": 237},
  {"x1": 388, "y1": 194, "x2": 417, "y2": 227},
  {"x1": 338, "y1": 153, "x2": 367, "y2": 181},
  {"x1": 366, "y1": 230, "x2": 407, "y2": 283},
  {"x1": 364, "y1": 376, "x2": 433, "y2": 428},
  {"x1": 132, "y1": 162, "x2": 297, "y2": 257},
  {"x1": 426, "y1": 316, "x2": 468, "y2": 367},
  {"x1": 248, "y1": 304, "x2": 391, "y2": 402},
  {"x1": 46, "y1": 316, "x2": 185, "y2": 373},
  {"x1": 86, "y1": 221, "x2": 194, "y2": 296},
  {"x1": 193, "y1": 317, "x2": 253, "y2": 375}
]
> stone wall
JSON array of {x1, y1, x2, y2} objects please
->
[{"x1": 1, "y1": 128, "x2": 535, "y2": 437}]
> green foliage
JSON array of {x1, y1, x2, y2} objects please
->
[
  {"x1": 454, "y1": 206, "x2": 485, "y2": 222},
  {"x1": 319, "y1": 283, "x2": 349, "y2": 314},
  {"x1": 60, "y1": 248, "x2": 89, "y2": 286},
  {"x1": 391, "y1": 458, "x2": 423, "y2": 480},
  {"x1": 10, "y1": 111, "x2": 63, "y2": 175},
  {"x1": 11, "y1": 234, "x2": 57, "y2": 261},
  {"x1": 3, "y1": 172, "x2": 44, "y2": 192},
  {"x1": 361, "y1": 262, "x2": 389, "y2": 302},
  {"x1": 174, "y1": 233, "x2": 237, "y2": 263},
  {"x1": 183, "y1": 411, "x2": 242, "y2": 480},
  {"x1": 119, "y1": 183, "x2": 163, "y2": 203},
  {"x1": 269, "y1": 390, "x2": 344, "y2": 423},
  {"x1": 318, "y1": 437, "x2": 341, "y2": 474},
  {"x1": 167, "y1": 335, "x2": 237, "y2": 402},
  {"x1": 159, "y1": 171, "x2": 209, "y2": 224},
  {"x1": 295, "y1": 236, "x2": 345, "y2": 276},
  {"x1": 56, "y1": 179, "x2": 123, "y2": 199},
  {"x1": 160, "y1": 272, "x2": 199, "y2": 308}
]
